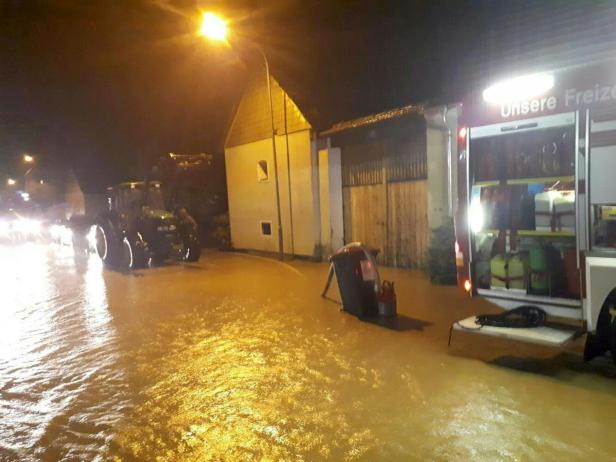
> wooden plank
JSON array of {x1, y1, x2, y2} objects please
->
[
  {"x1": 342, "y1": 180, "x2": 428, "y2": 268},
  {"x1": 342, "y1": 184, "x2": 387, "y2": 264},
  {"x1": 386, "y1": 180, "x2": 429, "y2": 268}
]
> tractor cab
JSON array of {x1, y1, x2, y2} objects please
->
[{"x1": 107, "y1": 181, "x2": 165, "y2": 215}]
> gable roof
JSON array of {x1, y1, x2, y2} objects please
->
[{"x1": 225, "y1": 71, "x2": 311, "y2": 148}]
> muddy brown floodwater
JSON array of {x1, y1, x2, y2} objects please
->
[{"x1": 1, "y1": 243, "x2": 615, "y2": 461}]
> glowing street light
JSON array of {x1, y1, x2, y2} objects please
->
[
  {"x1": 7, "y1": 178, "x2": 16, "y2": 186},
  {"x1": 21, "y1": 154, "x2": 35, "y2": 193},
  {"x1": 199, "y1": 12, "x2": 228, "y2": 42},
  {"x1": 199, "y1": 12, "x2": 285, "y2": 260}
]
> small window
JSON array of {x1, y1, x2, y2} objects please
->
[
  {"x1": 257, "y1": 160, "x2": 269, "y2": 182},
  {"x1": 261, "y1": 221, "x2": 272, "y2": 235}
]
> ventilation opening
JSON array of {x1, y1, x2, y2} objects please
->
[
  {"x1": 260, "y1": 221, "x2": 272, "y2": 236},
  {"x1": 257, "y1": 160, "x2": 269, "y2": 182}
]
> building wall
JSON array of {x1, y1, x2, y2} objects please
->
[
  {"x1": 225, "y1": 129, "x2": 317, "y2": 256},
  {"x1": 318, "y1": 147, "x2": 344, "y2": 257},
  {"x1": 425, "y1": 105, "x2": 459, "y2": 232}
]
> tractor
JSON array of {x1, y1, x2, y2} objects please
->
[{"x1": 93, "y1": 180, "x2": 200, "y2": 269}]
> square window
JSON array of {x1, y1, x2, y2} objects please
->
[{"x1": 261, "y1": 221, "x2": 272, "y2": 235}]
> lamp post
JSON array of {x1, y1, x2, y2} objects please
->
[
  {"x1": 22, "y1": 153, "x2": 35, "y2": 193},
  {"x1": 199, "y1": 12, "x2": 285, "y2": 261}
]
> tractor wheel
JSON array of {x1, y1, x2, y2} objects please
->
[
  {"x1": 95, "y1": 222, "x2": 121, "y2": 266},
  {"x1": 183, "y1": 234, "x2": 201, "y2": 262},
  {"x1": 584, "y1": 294, "x2": 616, "y2": 362},
  {"x1": 121, "y1": 237, "x2": 147, "y2": 270}
]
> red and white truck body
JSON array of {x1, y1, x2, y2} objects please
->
[{"x1": 453, "y1": 60, "x2": 616, "y2": 357}]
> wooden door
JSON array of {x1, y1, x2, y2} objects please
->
[
  {"x1": 343, "y1": 184, "x2": 387, "y2": 264},
  {"x1": 386, "y1": 180, "x2": 428, "y2": 267}
]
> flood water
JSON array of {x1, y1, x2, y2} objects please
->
[{"x1": 1, "y1": 243, "x2": 616, "y2": 461}]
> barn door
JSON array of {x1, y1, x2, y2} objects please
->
[
  {"x1": 341, "y1": 144, "x2": 387, "y2": 264},
  {"x1": 341, "y1": 135, "x2": 428, "y2": 267}
]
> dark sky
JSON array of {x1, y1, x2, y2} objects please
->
[{"x1": 2, "y1": 0, "x2": 616, "y2": 191}]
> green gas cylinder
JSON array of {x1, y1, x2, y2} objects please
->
[{"x1": 529, "y1": 245, "x2": 549, "y2": 294}]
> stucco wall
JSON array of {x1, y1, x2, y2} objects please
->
[
  {"x1": 318, "y1": 147, "x2": 344, "y2": 258},
  {"x1": 225, "y1": 129, "x2": 317, "y2": 256},
  {"x1": 425, "y1": 105, "x2": 459, "y2": 232}
]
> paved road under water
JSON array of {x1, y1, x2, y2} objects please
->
[{"x1": 1, "y1": 243, "x2": 615, "y2": 461}]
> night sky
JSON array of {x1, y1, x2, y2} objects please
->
[{"x1": 2, "y1": 0, "x2": 616, "y2": 191}]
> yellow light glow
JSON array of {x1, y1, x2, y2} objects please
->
[
  {"x1": 23, "y1": 154, "x2": 34, "y2": 163},
  {"x1": 200, "y1": 12, "x2": 228, "y2": 42},
  {"x1": 7, "y1": 178, "x2": 16, "y2": 186}
]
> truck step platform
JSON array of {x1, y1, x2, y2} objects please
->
[{"x1": 450, "y1": 316, "x2": 582, "y2": 347}]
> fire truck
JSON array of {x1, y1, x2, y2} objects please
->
[{"x1": 452, "y1": 60, "x2": 616, "y2": 362}]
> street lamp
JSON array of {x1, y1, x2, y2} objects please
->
[
  {"x1": 199, "y1": 12, "x2": 285, "y2": 261},
  {"x1": 199, "y1": 12, "x2": 228, "y2": 42},
  {"x1": 22, "y1": 154, "x2": 35, "y2": 193},
  {"x1": 7, "y1": 178, "x2": 16, "y2": 186}
]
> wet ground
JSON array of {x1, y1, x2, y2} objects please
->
[{"x1": 1, "y1": 243, "x2": 616, "y2": 461}]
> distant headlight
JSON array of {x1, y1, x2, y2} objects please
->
[{"x1": 15, "y1": 218, "x2": 41, "y2": 236}]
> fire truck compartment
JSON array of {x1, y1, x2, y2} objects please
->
[
  {"x1": 454, "y1": 61, "x2": 616, "y2": 358},
  {"x1": 467, "y1": 111, "x2": 582, "y2": 310},
  {"x1": 452, "y1": 316, "x2": 581, "y2": 346}
]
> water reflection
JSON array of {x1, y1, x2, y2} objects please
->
[
  {"x1": 110, "y1": 302, "x2": 386, "y2": 461},
  {"x1": 83, "y1": 255, "x2": 112, "y2": 348},
  {"x1": 0, "y1": 244, "x2": 123, "y2": 461},
  {"x1": 2, "y1": 246, "x2": 616, "y2": 461}
]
